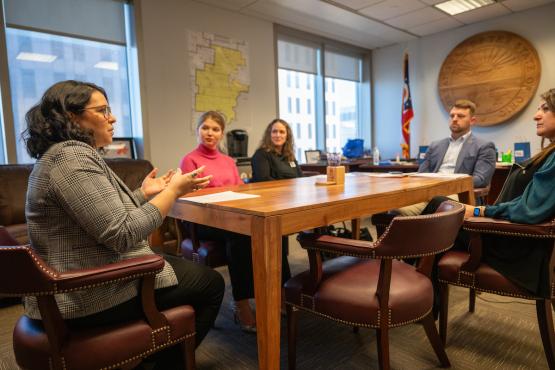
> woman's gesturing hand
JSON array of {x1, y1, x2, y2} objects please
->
[
  {"x1": 167, "y1": 166, "x2": 212, "y2": 197},
  {"x1": 141, "y1": 168, "x2": 176, "y2": 198}
]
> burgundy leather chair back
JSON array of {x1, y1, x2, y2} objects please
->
[
  {"x1": 373, "y1": 201, "x2": 464, "y2": 259},
  {"x1": 0, "y1": 244, "x2": 58, "y2": 295}
]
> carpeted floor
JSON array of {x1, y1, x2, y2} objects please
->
[{"x1": 0, "y1": 224, "x2": 550, "y2": 369}]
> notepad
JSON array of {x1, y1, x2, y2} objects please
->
[{"x1": 181, "y1": 191, "x2": 260, "y2": 203}]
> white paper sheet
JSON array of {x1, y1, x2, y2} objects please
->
[
  {"x1": 360, "y1": 172, "x2": 412, "y2": 178},
  {"x1": 407, "y1": 172, "x2": 469, "y2": 179},
  {"x1": 180, "y1": 191, "x2": 260, "y2": 203}
]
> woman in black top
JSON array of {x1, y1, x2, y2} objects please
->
[{"x1": 251, "y1": 119, "x2": 302, "y2": 182}]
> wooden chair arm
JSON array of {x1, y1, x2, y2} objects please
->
[
  {"x1": 473, "y1": 186, "x2": 490, "y2": 199},
  {"x1": 298, "y1": 233, "x2": 376, "y2": 259}
]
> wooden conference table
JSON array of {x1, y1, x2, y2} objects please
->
[{"x1": 169, "y1": 172, "x2": 475, "y2": 369}]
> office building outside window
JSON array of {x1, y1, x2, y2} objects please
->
[
  {"x1": 277, "y1": 29, "x2": 371, "y2": 163},
  {"x1": 0, "y1": 0, "x2": 141, "y2": 164},
  {"x1": 0, "y1": 98, "x2": 4, "y2": 163},
  {"x1": 5, "y1": 29, "x2": 132, "y2": 163}
]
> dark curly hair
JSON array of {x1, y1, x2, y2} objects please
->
[{"x1": 22, "y1": 80, "x2": 108, "y2": 158}]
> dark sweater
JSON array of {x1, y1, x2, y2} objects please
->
[{"x1": 250, "y1": 148, "x2": 302, "y2": 182}]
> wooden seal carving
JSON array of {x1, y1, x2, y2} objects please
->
[{"x1": 438, "y1": 31, "x2": 541, "y2": 126}]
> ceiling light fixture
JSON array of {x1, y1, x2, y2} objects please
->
[
  {"x1": 16, "y1": 52, "x2": 57, "y2": 63},
  {"x1": 94, "y1": 61, "x2": 119, "y2": 71},
  {"x1": 434, "y1": 0, "x2": 496, "y2": 16}
]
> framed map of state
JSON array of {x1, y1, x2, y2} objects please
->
[
  {"x1": 438, "y1": 31, "x2": 541, "y2": 126},
  {"x1": 188, "y1": 31, "x2": 250, "y2": 130}
]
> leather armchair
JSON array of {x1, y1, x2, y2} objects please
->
[
  {"x1": 371, "y1": 186, "x2": 491, "y2": 237},
  {"x1": 437, "y1": 215, "x2": 555, "y2": 369},
  {"x1": 175, "y1": 219, "x2": 228, "y2": 268},
  {"x1": 285, "y1": 201, "x2": 465, "y2": 370},
  {"x1": 0, "y1": 228, "x2": 196, "y2": 370}
]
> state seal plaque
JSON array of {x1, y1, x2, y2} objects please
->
[{"x1": 438, "y1": 31, "x2": 541, "y2": 126}]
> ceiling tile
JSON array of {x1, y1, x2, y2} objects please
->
[
  {"x1": 358, "y1": 0, "x2": 427, "y2": 20},
  {"x1": 501, "y1": 0, "x2": 555, "y2": 12},
  {"x1": 192, "y1": 0, "x2": 256, "y2": 11},
  {"x1": 324, "y1": 0, "x2": 384, "y2": 11},
  {"x1": 386, "y1": 6, "x2": 447, "y2": 29},
  {"x1": 241, "y1": 0, "x2": 416, "y2": 48},
  {"x1": 453, "y1": 3, "x2": 511, "y2": 24},
  {"x1": 408, "y1": 17, "x2": 464, "y2": 36}
]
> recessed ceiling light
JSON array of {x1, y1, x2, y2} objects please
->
[
  {"x1": 434, "y1": 0, "x2": 496, "y2": 16},
  {"x1": 94, "y1": 61, "x2": 119, "y2": 71},
  {"x1": 16, "y1": 52, "x2": 57, "y2": 63}
]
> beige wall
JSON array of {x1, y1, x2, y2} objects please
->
[
  {"x1": 135, "y1": 0, "x2": 277, "y2": 172},
  {"x1": 373, "y1": 3, "x2": 555, "y2": 159}
]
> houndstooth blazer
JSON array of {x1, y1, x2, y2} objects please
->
[{"x1": 24, "y1": 140, "x2": 177, "y2": 319}]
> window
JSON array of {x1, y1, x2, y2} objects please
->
[
  {"x1": 286, "y1": 72, "x2": 291, "y2": 87},
  {"x1": 295, "y1": 73, "x2": 299, "y2": 88},
  {"x1": 296, "y1": 122, "x2": 301, "y2": 138},
  {"x1": 277, "y1": 28, "x2": 371, "y2": 162},
  {"x1": 5, "y1": 28, "x2": 131, "y2": 163},
  {"x1": 288, "y1": 97, "x2": 292, "y2": 113},
  {"x1": 0, "y1": 96, "x2": 5, "y2": 163},
  {"x1": 295, "y1": 98, "x2": 300, "y2": 114},
  {"x1": 0, "y1": 0, "x2": 141, "y2": 164}
]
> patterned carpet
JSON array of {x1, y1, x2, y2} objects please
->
[{"x1": 0, "y1": 230, "x2": 550, "y2": 369}]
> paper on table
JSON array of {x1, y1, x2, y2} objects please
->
[
  {"x1": 407, "y1": 172, "x2": 469, "y2": 179},
  {"x1": 180, "y1": 191, "x2": 260, "y2": 203},
  {"x1": 360, "y1": 172, "x2": 411, "y2": 178}
]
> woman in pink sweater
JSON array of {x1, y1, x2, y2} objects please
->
[
  {"x1": 179, "y1": 111, "x2": 266, "y2": 333},
  {"x1": 180, "y1": 112, "x2": 242, "y2": 187}
]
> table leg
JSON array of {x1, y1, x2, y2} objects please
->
[
  {"x1": 251, "y1": 216, "x2": 282, "y2": 370},
  {"x1": 458, "y1": 189, "x2": 475, "y2": 205},
  {"x1": 351, "y1": 218, "x2": 361, "y2": 240}
]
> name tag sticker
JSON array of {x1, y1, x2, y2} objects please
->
[{"x1": 290, "y1": 162, "x2": 296, "y2": 167}]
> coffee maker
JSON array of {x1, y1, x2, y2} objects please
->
[{"x1": 226, "y1": 129, "x2": 248, "y2": 158}]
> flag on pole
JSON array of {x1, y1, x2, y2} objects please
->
[{"x1": 401, "y1": 53, "x2": 413, "y2": 159}]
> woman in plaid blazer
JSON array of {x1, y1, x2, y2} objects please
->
[{"x1": 22, "y1": 80, "x2": 224, "y2": 367}]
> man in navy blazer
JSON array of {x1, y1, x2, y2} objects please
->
[{"x1": 398, "y1": 99, "x2": 496, "y2": 215}]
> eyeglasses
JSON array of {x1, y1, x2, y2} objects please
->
[{"x1": 81, "y1": 105, "x2": 112, "y2": 119}]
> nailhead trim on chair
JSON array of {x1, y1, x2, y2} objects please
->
[
  {"x1": 438, "y1": 278, "x2": 537, "y2": 300},
  {"x1": 462, "y1": 226, "x2": 555, "y2": 239},
  {"x1": 1, "y1": 247, "x2": 59, "y2": 278},
  {"x1": 287, "y1": 303, "x2": 432, "y2": 329},
  {"x1": 46, "y1": 328, "x2": 196, "y2": 370},
  {"x1": 2, "y1": 270, "x2": 162, "y2": 297},
  {"x1": 100, "y1": 331, "x2": 196, "y2": 370},
  {"x1": 458, "y1": 270, "x2": 476, "y2": 286},
  {"x1": 302, "y1": 244, "x2": 454, "y2": 260},
  {"x1": 2, "y1": 247, "x2": 164, "y2": 297}
]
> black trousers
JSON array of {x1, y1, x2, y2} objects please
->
[
  {"x1": 195, "y1": 223, "x2": 292, "y2": 301},
  {"x1": 67, "y1": 255, "x2": 225, "y2": 369}
]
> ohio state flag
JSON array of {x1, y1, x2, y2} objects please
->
[{"x1": 401, "y1": 53, "x2": 413, "y2": 159}]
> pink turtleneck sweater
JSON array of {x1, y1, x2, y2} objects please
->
[{"x1": 180, "y1": 144, "x2": 243, "y2": 188}]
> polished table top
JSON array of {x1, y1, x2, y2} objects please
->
[{"x1": 169, "y1": 172, "x2": 475, "y2": 369}]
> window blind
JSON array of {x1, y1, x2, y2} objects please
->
[{"x1": 5, "y1": 0, "x2": 126, "y2": 44}]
